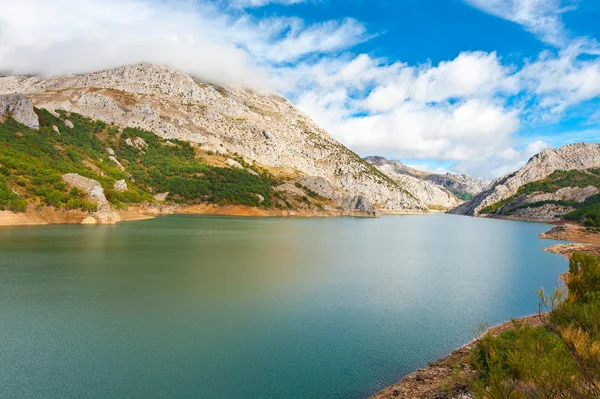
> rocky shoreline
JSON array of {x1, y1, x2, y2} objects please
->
[
  {"x1": 369, "y1": 222, "x2": 600, "y2": 399},
  {"x1": 0, "y1": 203, "x2": 433, "y2": 227}
]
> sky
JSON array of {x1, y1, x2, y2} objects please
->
[{"x1": 1, "y1": 0, "x2": 600, "y2": 179}]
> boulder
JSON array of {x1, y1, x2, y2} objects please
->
[
  {"x1": 0, "y1": 94, "x2": 39, "y2": 129},
  {"x1": 109, "y1": 156, "x2": 125, "y2": 172},
  {"x1": 64, "y1": 119, "x2": 74, "y2": 129},
  {"x1": 125, "y1": 136, "x2": 148, "y2": 151},
  {"x1": 114, "y1": 179, "x2": 127, "y2": 192},
  {"x1": 153, "y1": 192, "x2": 169, "y2": 201},
  {"x1": 62, "y1": 173, "x2": 121, "y2": 224}
]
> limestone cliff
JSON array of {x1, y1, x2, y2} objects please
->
[
  {"x1": 0, "y1": 63, "x2": 427, "y2": 214},
  {"x1": 364, "y1": 156, "x2": 487, "y2": 209},
  {"x1": 451, "y1": 143, "x2": 600, "y2": 219}
]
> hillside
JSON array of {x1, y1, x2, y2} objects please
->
[
  {"x1": 364, "y1": 156, "x2": 488, "y2": 209},
  {"x1": 0, "y1": 64, "x2": 430, "y2": 223},
  {"x1": 451, "y1": 143, "x2": 600, "y2": 227}
]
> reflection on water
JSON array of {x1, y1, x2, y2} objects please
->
[{"x1": 0, "y1": 214, "x2": 567, "y2": 398}]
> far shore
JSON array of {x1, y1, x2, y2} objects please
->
[{"x1": 0, "y1": 204, "x2": 436, "y2": 227}]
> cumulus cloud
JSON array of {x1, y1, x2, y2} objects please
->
[
  {"x1": 288, "y1": 52, "x2": 525, "y2": 179},
  {"x1": 520, "y1": 40, "x2": 600, "y2": 116}
]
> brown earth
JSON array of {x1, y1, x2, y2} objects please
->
[
  {"x1": 0, "y1": 201, "x2": 387, "y2": 227},
  {"x1": 541, "y1": 223, "x2": 600, "y2": 260}
]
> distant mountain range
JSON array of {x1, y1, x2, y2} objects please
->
[{"x1": 364, "y1": 156, "x2": 488, "y2": 209}]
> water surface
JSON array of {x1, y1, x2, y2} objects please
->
[{"x1": 0, "y1": 214, "x2": 567, "y2": 398}]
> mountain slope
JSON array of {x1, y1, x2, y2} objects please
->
[
  {"x1": 450, "y1": 143, "x2": 600, "y2": 223},
  {"x1": 364, "y1": 156, "x2": 488, "y2": 208},
  {"x1": 0, "y1": 63, "x2": 427, "y2": 215}
]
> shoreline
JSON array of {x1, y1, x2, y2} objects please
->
[
  {"x1": 369, "y1": 222, "x2": 600, "y2": 399},
  {"x1": 0, "y1": 204, "x2": 434, "y2": 227}
]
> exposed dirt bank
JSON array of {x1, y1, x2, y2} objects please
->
[
  {"x1": 0, "y1": 203, "x2": 434, "y2": 227},
  {"x1": 541, "y1": 223, "x2": 600, "y2": 260},
  {"x1": 370, "y1": 315, "x2": 544, "y2": 399}
]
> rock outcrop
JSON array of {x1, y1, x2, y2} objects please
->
[
  {"x1": 62, "y1": 173, "x2": 121, "y2": 224},
  {"x1": 451, "y1": 143, "x2": 600, "y2": 216},
  {"x1": 425, "y1": 173, "x2": 488, "y2": 196},
  {"x1": 0, "y1": 63, "x2": 427, "y2": 214},
  {"x1": 364, "y1": 156, "x2": 465, "y2": 209},
  {"x1": 0, "y1": 93, "x2": 39, "y2": 129}
]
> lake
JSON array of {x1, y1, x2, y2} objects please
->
[{"x1": 0, "y1": 214, "x2": 568, "y2": 398}]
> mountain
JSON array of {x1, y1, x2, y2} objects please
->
[
  {"x1": 364, "y1": 156, "x2": 488, "y2": 209},
  {"x1": 450, "y1": 143, "x2": 600, "y2": 225},
  {"x1": 0, "y1": 63, "x2": 429, "y2": 223}
]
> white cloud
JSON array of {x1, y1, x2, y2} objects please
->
[
  {"x1": 1, "y1": 0, "x2": 599, "y2": 179},
  {"x1": 289, "y1": 52, "x2": 524, "y2": 178},
  {"x1": 520, "y1": 41, "x2": 600, "y2": 115},
  {"x1": 227, "y1": 0, "x2": 306, "y2": 8},
  {"x1": 464, "y1": 0, "x2": 574, "y2": 46},
  {"x1": 0, "y1": 0, "x2": 367, "y2": 87}
]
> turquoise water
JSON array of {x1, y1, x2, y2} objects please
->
[{"x1": 0, "y1": 214, "x2": 567, "y2": 398}]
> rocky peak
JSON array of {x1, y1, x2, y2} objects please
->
[{"x1": 451, "y1": 142, "x2": 600, "y2": 216}]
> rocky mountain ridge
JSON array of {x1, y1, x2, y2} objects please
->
[
  {"x1": 364, "y1": 156, "x2": 488, "y2": 209},
  {"x1": 0, "y1": 63, "x2": 429, "y2": 219},
  {"x1": 450, "y1": 143, "x2": 600, "y2": 222}
]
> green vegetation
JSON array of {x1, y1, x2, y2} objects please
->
[
  {"x1": 0, "y1": 109, "x2": 277, "y2": 213},
  {"x1": 480, "y1": 170, "x2": 600, "y2": 229},
  {"x1": 470, "y1": 252, "x2": 600, "y2": 398},
  {"x1": 454, "y1": 191, "x2": 474, "y2": 201}
]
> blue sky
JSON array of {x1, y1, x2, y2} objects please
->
[{"x1": 1, "y1": 0, "x2": 600, "y2": 179}]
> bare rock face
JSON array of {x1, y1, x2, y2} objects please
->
[
  {"x1": 364, "y1": 156, "x2": 462, "y2": 209},
  {"x1": 299, "y1": 176, "x2": 340, "y2": 200},
  {"x1": 0, "y1": 63, "x2": 427, "y2": 214},
  {"x1": 425, "y1": 173, "x2": 488, "y2": 196},
  {"x1": 341, "y1": 195, "x2": 378, "y2": 217},
  {"x1": 365, "y1": 156, "x2": 488, "y2": 197},
  {"x1": 522, "y1": 186, "x2": 598, "y2": 205},
  {"x1": 511, "y1": 204, "x2": 576, "y2": 221},
  {"x1": 275, "y1": 182, "x2": 306, "y2": 197},
  {"x1": 0, "y1": 94, "x2": 39, "y2": 129},
  {"x1": 452, "y1": 143, "x2": 600, "y2": 216},
  {"x1": 62, "y1": 173, "x2": 121, "y2": 224}
]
